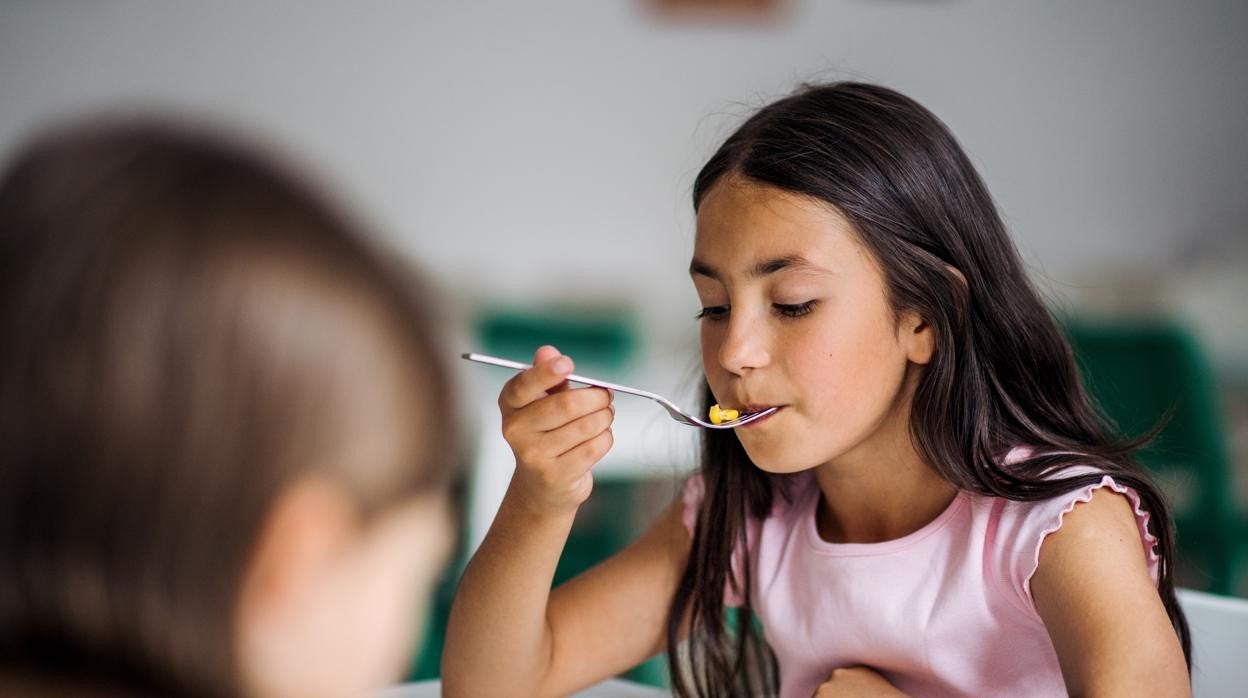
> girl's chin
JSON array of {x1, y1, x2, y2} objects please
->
[
  {"x1": 752, "y1": 461, "x2": 810, "y2": 475},
  {"x1": 739, "y1": 445, "x2": 821, "y2": 475}
]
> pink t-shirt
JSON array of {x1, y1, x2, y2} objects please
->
[{"x1": 680, "y1": 466, "x2": 1160, "y2": 698}]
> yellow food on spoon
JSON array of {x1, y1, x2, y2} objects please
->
[{"x1": 708, "y1": 404, "x2": 739, "y2": 425}]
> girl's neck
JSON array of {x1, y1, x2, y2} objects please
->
[
  {"x1": 813, "y1": 450, "x2": 957, "y2": 544},
  {"x1": 811, "y1": 369, "x2": 957, "y2": 544}
]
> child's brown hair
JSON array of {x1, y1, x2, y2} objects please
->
[{"x1": 0, "y1": 119, "x2": 456, "y2": 696}]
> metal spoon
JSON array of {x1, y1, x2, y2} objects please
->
[{"x1": 462, "y1": 352, "x2": 778, "y2": 429}]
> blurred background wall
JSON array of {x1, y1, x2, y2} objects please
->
[
  {"x1": 3, "y1": 0, "x2": 1246, "y2": 605},
  {"x1": 2, "y1": 1, "x2": 1245, "y2": 344}
]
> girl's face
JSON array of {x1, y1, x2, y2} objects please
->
[{"x1": 692, "y1": 176, "x2": 933, "y2": 474}]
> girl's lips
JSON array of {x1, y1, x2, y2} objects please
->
[{"x1": 739, "y1": 406, "x2": 782, "y2": 427}]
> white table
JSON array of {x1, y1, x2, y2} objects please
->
[
  {"x1": 1177, "y1": 588, "x2": 1248, "y2": 697},
  {"x1": 377, "y1": 678, "x2": 668, "y2": 697}
]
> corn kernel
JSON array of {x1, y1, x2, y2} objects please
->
[{"x1": 709, "y1": 404, "x2": 739, "y2": 425}]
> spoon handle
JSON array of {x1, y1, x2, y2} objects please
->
[{"x1": 461, "y1": 353, "x2": 662, "y2": 402}]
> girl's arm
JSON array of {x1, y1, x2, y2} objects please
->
[
  {"x1": 1032, "y1": 488, "x2": 1190, "y2": 697},
  {"x1": 812, "y1": 667, "x2": 908, "y2": 697},
  {"x1": 538, "y1": 498, "x2": 690, "y2": 694},
  {"x1": 441, "y1": 347, "x2": 691, "y2": 697},
  {"x1": 443, "y1": 489, "x2": 690, "y2": 697}
]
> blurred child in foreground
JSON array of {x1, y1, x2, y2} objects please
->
[{"x1": 0, "y1": 119, "x2": 457, "y2": 697}]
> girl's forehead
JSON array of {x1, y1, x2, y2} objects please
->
[{"x1": 692, "y1": 179, "x2": 862, "y2": 274}]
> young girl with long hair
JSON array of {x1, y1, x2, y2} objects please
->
[
  {"x1": 0, "y1": 120, "x2": 458, "y2": 697},
  {"x1": 443, "y1": 82, "x2": 1190, "y2": 697}
]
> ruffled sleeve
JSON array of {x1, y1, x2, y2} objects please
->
[{"x1": 993, "y1": 469, "x2": 1161, "y2": 614}]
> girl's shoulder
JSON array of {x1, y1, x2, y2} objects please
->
[{"x1": 977, "y1": 454, "x2": 1161, "y2": 615}]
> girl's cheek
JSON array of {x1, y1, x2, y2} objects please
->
[{"x1": 805, "y1": 327, "x2": 895, "y2": 398}]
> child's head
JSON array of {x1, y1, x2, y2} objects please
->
[
  {"x1": 0, "y1": 121, "x2": 457, "y2": 696},
  {"x1": 690, "y1": 82, "x2": 1085, "y2": 479},
  {"x1": 671, "y1": 81, "x2": 1187, "y2": 696}
]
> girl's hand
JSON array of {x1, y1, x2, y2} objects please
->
[
  {"x1": 498, "y1": 345, "x2": 614, "y2": 514},
  {"x1": 812, "y1": 666, "x2": 908, "y2": 697}
]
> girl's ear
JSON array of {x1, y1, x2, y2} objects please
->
[
  {"x1": 900, "y1": 309, "x2": 936, "y2": 365},
  {"x1": 902, "y1": 265, "x2": 964, "y2": 365}
]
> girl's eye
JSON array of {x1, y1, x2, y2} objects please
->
[
  {"x1": 695, "y1": 305, "x2": 729, "y2": 321},
  {"x1": 773, "y1": 301, "x2": 817, "y2": 318}
]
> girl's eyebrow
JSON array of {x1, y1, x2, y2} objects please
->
[{"x1": 689, "y1": 254, "x2": 827, "y2": 280}]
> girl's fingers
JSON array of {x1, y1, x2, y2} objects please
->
[
  {"x1": 555, "y1": 426, "x2": 614, "y2": 468},
  {"x1": 499, "y1": 345, "x2": 572, "y2": 410},
  {"x1": 495, "y1": 345, "x2": 615, "y2": 507},
  {"x1": 546, "y1": 406, "x2": 615, "y2": 457},
  {"x1": 533, "y1": 344, "x2": 571, "y2": 396},
  {"x1": 500, "y1": 388, "x2": 612, "y2": 449},
  {"x1": 523, "y1": 386, "x2": 613, "y2": 432}
]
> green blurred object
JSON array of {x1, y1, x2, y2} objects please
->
[
  {"x1": 407, "y1": 559, "x2": 460, "y2": 680},
  {"x1": 407, "y1": 480, "x2": 669, "y2": 686},
  {"x1": 475, "y1": 305, "x2": 639, "y2": 373},
  {"x1": 408, "y1": 303, "x2": 659, "y2": 683},
  {"x1": 1063, "y1": 317, "x2": 1244, "y2": 596},
  {"x1": 553, "y1": 479, "x2": 669, "y2": 688}
]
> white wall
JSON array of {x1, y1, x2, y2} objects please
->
[{"x1": 2, "y1": 0, "x2": 1245, "y2": 352}]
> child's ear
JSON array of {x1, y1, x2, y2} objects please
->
[
  {"x1": 236, "y1": 475, "x2": 357, "y2": 634},
  {"x1": 900, "y1": 309, "x2": 936, "y2": 365}
]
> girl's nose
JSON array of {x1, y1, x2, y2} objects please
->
[{"x1": 718, "y1": 314, "x2": 770, "y2": 375}]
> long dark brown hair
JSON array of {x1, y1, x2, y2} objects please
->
[
  {"x1": 664, "y1": 82, "x2": 1190, "y2": 696},
  {"x1": 0, "y1": 120, "x2": 456, "y2": 696}
]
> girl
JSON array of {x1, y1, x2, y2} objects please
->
[
  {"x1": 0, "y1": 120, "x2": 456, "y2": 697},
  {"x1": 444, "y1": 82, "x2": 1190, "y2": 697}
]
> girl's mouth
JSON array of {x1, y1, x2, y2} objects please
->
[{"x1": 739, "y1": 406, "x2": 782, "y2": 427}]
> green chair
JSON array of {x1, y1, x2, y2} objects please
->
[
  {"x1": 553, "y1": 479, "x2": 670, "y2": 687},
  {"x1": 407, "y1": 473, "x2": 470, "y2": 681},
  {"x1": 1063, "y1": 317, "x2": 1244, "y2": 596},
  {"x1": 406, "y1": 478, "x2": 670, "y2": 685},
  {"x1": 474, "y1": 304, "x2": 639, "y2": 376}
]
